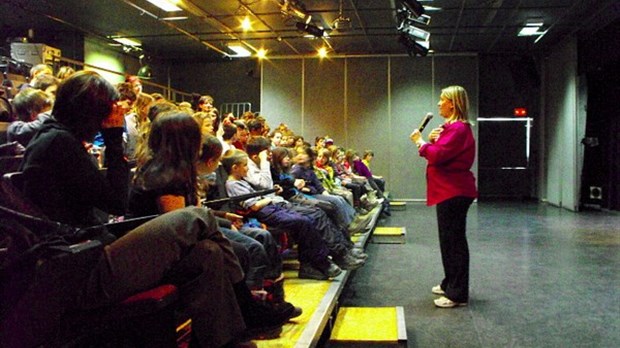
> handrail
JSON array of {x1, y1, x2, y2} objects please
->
[{"x1": 56, "y1": 56, "x2": 193, "y2": 102}]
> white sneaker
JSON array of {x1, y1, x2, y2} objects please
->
[
  {"x1": 434, "y1": 296, "x2": 467, "y2": 308},
  {"x1": 431, "y1": 285, "x2": 445, "y2": 295}
]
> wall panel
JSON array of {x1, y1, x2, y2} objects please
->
[
  {"x1": 543, "y1": 39, "x2": 579, "y2": 210},
  {"x1": 390, "y1": 56, "x2": 434, "y2": 199},
  {"x1": 261, "y1": 60, "x2": 303, "y2": 133},
  {"x1": 346, "y1": 58, "x2": 390, "y2": 188},
  {"x1": 304, "y1": 59, "x2": 345, "y2": 143}
]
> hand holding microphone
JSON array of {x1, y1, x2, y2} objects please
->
[
  {"x1": 418, "y1": 112, "x2": 434, "y2": 132},
  {"x1": 410, "y1": 112, "x2": 433, "y2": 148}
]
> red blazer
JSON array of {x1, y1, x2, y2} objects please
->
[{"x1": 419, "y1": 121, "x2": 478, "y2": 206}]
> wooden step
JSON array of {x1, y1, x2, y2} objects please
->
[
  {"x1": 371, "y1": 226, "x2": 406, "y2": 244},
  {"x1": 329, "y1": 306, "x2": 407, "y2": 347}
]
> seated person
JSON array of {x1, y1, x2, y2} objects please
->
[
  {"x1": 31, "y1": 73, "x2": 60, "y2": 101},
  {"x1": 244, "y1": 138, "x2": 367, "y2": 269},
  {"x1": 198, "y1": 135, "x2": 293, "y2": 306},
  {"x1": 128, "y1": 114, "x2": 294, "y2": 314},
  {"x1": 291, "y1": 147, "x2": 357, "y2": 231},
  {"x1": 362, "y1": 149, "x2": 386, "y2": 192},
  {"x1": 7, "y1": 88, "x2": 53, "y2": 147},
  {"x1": 223, "y1": 149, "x2": 343, "y2": 280},
  {"x1": 18, "y1": 71, "x2": 291, "y2": 347}
]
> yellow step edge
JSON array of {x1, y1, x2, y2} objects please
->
[
  {"x1": 330, "y1": 306, "x2": 407, "y2": 342},
  {"x1": 373, "y1": 227, "x2": 406, "y2": 236}
]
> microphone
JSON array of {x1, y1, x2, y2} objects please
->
[{"x1": 418, "y1": 112, "x2": 434, "y2": 132}]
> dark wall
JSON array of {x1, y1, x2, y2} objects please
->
[
  {"x1": 578, "y1": 19, "x2": 620, "y2": 210},
  {"x1": 477, "y1": 54, "x2": 541, "y2": 199},
  {"x1": 168, "y1": 59, "x2": 261, "y2": 112}
]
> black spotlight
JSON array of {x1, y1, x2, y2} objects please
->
[
  {"x1": 398, "y1": 33, "x2": 428, "y2": 57},
  {"x1": 296, "y1": 22, "x2": 325, "y2": 38},
  {"x1": 400, "y1": 0, "x2": 425, "y2": 18}
]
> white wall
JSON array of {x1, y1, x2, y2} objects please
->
[{"x1": 540, "y1": 38, "x2": 582, "y2": 211}]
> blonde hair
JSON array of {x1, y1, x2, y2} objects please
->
[{"x1": 440, "y1": 85, "x2": 470, "y2": 124}]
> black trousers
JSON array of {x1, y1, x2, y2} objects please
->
[{"x1": 436, "y1": 196, "x2": 474, "y2": 303}]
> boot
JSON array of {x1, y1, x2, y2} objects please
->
[
  {"x1": 232, "y1": 281, "x2": 293, "y2": 339},
  {"x1": 263, "y1": 276, "x2": 303, "y2": 319}
]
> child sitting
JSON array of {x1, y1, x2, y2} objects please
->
[{"x1": 223, "y1": 149, "x2": 343, "y2": 280}]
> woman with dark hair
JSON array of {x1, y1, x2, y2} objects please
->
[
  {"x1": 21, "y1": 70, "x2": 127, "y2": 226},
  {"x1": 128, "y1": 110, "x2": 201, "y2": 215},
  {"x1": 134, "y1": 101, "x2": 178, "y2": 167},
  {"x1": 128, "y1": 112, "x2": 296, "y2": 339},
  {"x1": 18, "y1": 71, "x2": 273, "y2": 347}
]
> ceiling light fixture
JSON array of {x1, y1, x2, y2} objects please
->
[
  {"x1": 241, "y1": 16, "x2": 252, "y2": 31},
  {"x1": 256, "y1": 48, "x2": 267, "y2": 59},
  {"x1": 137, "y1": 55, "x2": 153, "y2": 80},
  {"x1": 401, "y1": 0, "x2": 425, "y2": 18},
  {"x1": 112, "y1": 37, "x2": 142, "y2": 47},
  {"x1": 398, "y1": 33, "x2": 429, "y2": 57},
  {"x1": 317, "y1": 46, "x2": 328, "y2": 58},
  {"x1": 161, "y1": 16, "x2": 188, "y2": 21},
  {"x1": 332, "y1": 0, "x2": 352, "y2": 31},
  {"x1": 518, "y1": 19, "x2": 545, "y2": 37},
  {"x1": 145, "y1": 0, "x2": 182, "y2": 12},
  {"x1": 227, "y1": 43, "x2": 252, "y2": 57}
]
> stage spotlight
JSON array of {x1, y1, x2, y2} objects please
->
[
  {"x1": 281, "y1": 0, "x2": 311, "y2": 24},
  {"x1": 400, "y1": 0, "x2": 425, "y2": 18},
  {"x1": 396, "y1": 0, "x2": 430, "y2": 56},
  {"x1": 296, "y1": 21, "x2": 325, "y2": 38},
  {"x1": 398, "y1": 33, "x2": 429, "y2": 57},
  {"x1": 399, "y1": 24, "x2": 430, "y2": 41}
]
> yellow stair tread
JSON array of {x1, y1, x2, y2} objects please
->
[
  {"x1": 374, "y1": 227, "x2": 406, "y2": 236},
  {"x1": 256, "y1": 270, "x2": 334, "y2": 347},
  {"x1": 331, "y1": 307, "x2": 402, "y2": 342},
  {"x1": 390, "y1": 201, "x2": 407, "y2": 206}
]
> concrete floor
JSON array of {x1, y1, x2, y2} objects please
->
[{"x1": 339, "y1": 202, "x2": 620, "y2": 348}]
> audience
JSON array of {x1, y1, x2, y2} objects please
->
[
  {"x1": 16, "y1": 71, "x2": 293, "y2": 347},
  {"x1": 1, "y1": 63, "x2": 391, "y2": 346}
]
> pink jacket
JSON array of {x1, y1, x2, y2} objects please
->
[{"x1": 419, "y1": 121, "x2": 478, "y2": 206}]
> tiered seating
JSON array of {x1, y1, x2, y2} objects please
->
[{"x1": 255, "y1": 203, "x2": 384, "y2": 347}]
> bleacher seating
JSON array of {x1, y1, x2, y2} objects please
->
[
  {"x1": 0, "y1": 172, "x2": 180, "y2": 347},
  {"x1": 255, "y1": 202, "x2": 384, "y2": 347}
]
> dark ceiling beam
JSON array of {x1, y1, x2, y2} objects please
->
[
  {"x1": 348, "y1": 0, "x2": 374, "y2": 52},
  {"x1": 449, "y1": 0, "x2": 467, "y2": 51},
  {"x1": 486, "y1": 0, "x2": 522, "y2": 53}
]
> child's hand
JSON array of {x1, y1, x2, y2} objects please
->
[
  {"x1": 225, "y1": 212, "x2": 244, "y2": 222},
  {"x1": 259, "y1": 149, "x2": 269, "y2": 162},
  {"x1": 294, "y1": 179, "x2": 305, "y2": 189}
]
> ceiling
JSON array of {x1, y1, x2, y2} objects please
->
[{"x1": 1, "y1": 0, "x2": 618, "y2": 62}]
